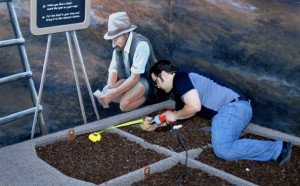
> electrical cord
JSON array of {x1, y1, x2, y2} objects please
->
[
  {"x1": 177, "y1": 130, "x2": 188, "y2": 186},
  {"x1": 168, "y1": 129, "x2": 188, "y2": 186}
]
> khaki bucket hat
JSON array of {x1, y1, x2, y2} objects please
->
[{"x1": 104, "y1": 12, "x2": 137, "y2": 40}]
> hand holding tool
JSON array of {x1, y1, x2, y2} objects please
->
[
  {"x1": 149, "y1": 109, "x2": 173, "y2": 125},
  {"x1": 140, "y1": 110, "x2": 175, "y2": 130}
]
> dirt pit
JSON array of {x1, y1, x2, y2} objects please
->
[{"x1": 36, "y1": 111, "x2": 300, "y2": 185}]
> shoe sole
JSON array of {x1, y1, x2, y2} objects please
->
[{"x1": 279, "y1": 142, "x2": 292, "y2": 167}]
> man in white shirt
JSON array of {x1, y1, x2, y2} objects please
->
[{"x1": 97, "y1": 12, "x2": 157, "y2": 111}]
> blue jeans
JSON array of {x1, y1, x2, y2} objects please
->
[{"x1": 211, "y1": 100, "x2": 282, "y2": 161}]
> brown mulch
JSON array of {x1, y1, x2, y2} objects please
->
[
  {"x1": 122, "y1": 111, "x2": 212, "y2": 151},
  {"x1": 36, "y1": 132, "x2": 167, "y2": 185},
  {"x1": 123, "y1": 112, "x2": 300, "y2": 186},
  {"x1": 36, "y1": 110, "x2": 300, "y2": 185},
  {"x1": 196, "y1": 133, "x2": 300, "y2": 186},
  {"x1": 132, "y1": 163, "x2": 234, "y2": 186}
]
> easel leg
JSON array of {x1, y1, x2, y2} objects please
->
[
  {"x1": 31, "y1": 34, "x2": 52, "y2": 139},
  {"x1": 71, "y1": 31, "x2": 100, "y2": 120},
  {"x1": 66, "y1": 31, "x2": 87, "y2": 124}
]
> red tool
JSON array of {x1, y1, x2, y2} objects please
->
[{"x1": 149, "y1": 109, "x2": 175, "y2": 128}]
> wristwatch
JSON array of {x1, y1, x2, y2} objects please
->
[{"x1": 107, "y1": 85, "x2": 113, "y2": 89}]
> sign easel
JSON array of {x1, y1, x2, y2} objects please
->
[{"x1": 30, "y1": 0, "x2": 99, "y2": 138}]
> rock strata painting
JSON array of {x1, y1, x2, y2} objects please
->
[{"x1": 0, "y1": 0, "x2": 299, "y2": 147}]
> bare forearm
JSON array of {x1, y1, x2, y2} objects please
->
[
  {"x1": 174, "y1": 104, "x2": 199, "y2": 120},
  {"x1": 107, "y1": 72, "x2": 117, "y2": 87},
  {"x1": 114, "y1": 74, "x2": 139, "y2": 96},
  {"x1": 173, "y1": 89, "x2": 201, "y2": 121}
]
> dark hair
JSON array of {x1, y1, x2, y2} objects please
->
[{"x1": 149, "y1": 60, "x2": 179, "y2": 76}]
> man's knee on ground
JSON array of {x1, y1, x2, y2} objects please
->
[
  {"x1": 120, "y1": 99, "x2": 130, "y2": 111},
  {"x1": 213, "y1": 144, "x2": 235, "y2": 161}
]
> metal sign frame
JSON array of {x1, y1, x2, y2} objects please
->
[{"x1": 30, "y1": 0, "x2": 91, "y2": 35}]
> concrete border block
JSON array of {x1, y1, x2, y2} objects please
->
[
  {"x1": 186, "y1": 159, "x2": 258, "y2": 186},
  {"x1": 1, "y1": 100, "x2": 299, "y2": 185},
  {"x1": 101, "y1": 156, "x2": 180, "y2": 185},
  {"x1": 245, "y1": 123, "x2": 300, "y2": 146}
]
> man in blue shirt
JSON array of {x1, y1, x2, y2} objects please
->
[{"x1": 146, "y1": 60, "x2": 292, "y2": 166}]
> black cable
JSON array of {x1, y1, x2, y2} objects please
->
[
  {"x1": 177, "y1": 130, "x2": 188, "y2": 186},
  {"x1": 167, "y1": 146, "x2": 180, "y2": 152}
]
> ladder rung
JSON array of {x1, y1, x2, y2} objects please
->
[
  {"x1": 0, "y1": 106, "x2": 43, "y2": 126},
  {"x1": 0, "y1": 38, "x2": 25, "y2": 48},
  {"x1": 0, "y1": 0, "x2": 47, "y2": 135},
  {"x1": 0, "y1": 71, "x2": 32, "y2": 85}
]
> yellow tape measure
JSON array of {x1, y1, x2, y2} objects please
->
[{"x1": 89, "y1": 119, "x2": 144, "y2": 142}]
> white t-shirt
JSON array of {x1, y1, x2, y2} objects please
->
[{"x1": 108, "y1": 32, "x2": 150, "y2": 77}]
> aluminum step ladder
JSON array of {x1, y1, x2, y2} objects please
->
[{"x1": 0, "y1": 0, "x2": 47, "y2": 135}]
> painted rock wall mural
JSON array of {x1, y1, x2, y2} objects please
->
[{"x1": 0, "y1": 0, "x2": 299, "y2": 147}]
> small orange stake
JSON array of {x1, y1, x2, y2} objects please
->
[
  {"x1": 68, "y1": 128, "x2": 75, "y2": 140},
  {"x1": 143, "y1": 166, "x2": 151, "y2": 179}
]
